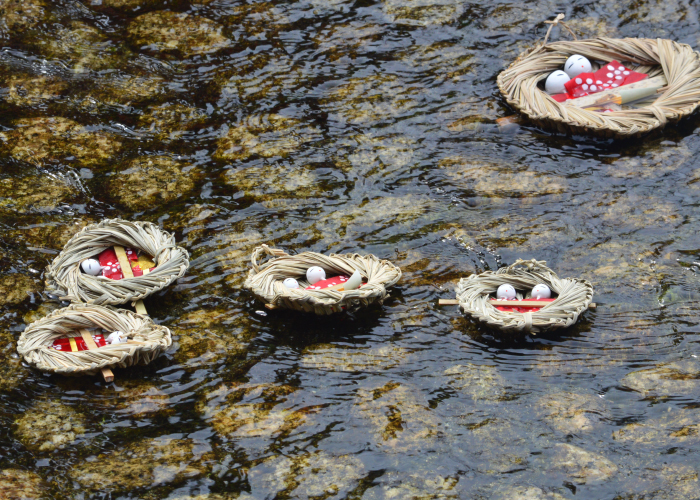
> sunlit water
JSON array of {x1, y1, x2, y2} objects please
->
[{"x1": 1, "y1": 0, "x2": 700, "y2": 498}]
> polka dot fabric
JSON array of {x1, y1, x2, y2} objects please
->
[{"x1": 563, "y1": 60, "x2": 648, "y2": 98}]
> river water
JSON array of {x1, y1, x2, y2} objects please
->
[{"x1": 1, "y1": 0, "x2": 700, "y2": 498}]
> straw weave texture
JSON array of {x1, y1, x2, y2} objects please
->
[
  {"x1": 497, "y1": 21, "x2": 700, "y2": 137},
  {"x1": 245, "y1": 244, "x2": 401, "y2": 315},
  {"x1": 455, "y1": 259, "x2": 593, "y2": 334},
  {"x1": 45, "y1": 219, "x2": 189, "y2": 305},
  {"x1": 17, "y1": 304, "x2": 171, "y2": 376}
]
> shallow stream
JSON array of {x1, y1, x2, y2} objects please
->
[{"x1": 1, "y1": 0, "x2": 700, "y2": 498}]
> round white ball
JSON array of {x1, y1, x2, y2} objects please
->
[
  {"x1": 496, "y1": 284, "x2": 516, "y2": 300},
  {"x1": 544, "y1": 70, "x2": 570, "y2": 94},
  {"x1": 564, "y1": 54, "x2": 592, "y2": 78},
  {"x1": 531, "y1": 284, "x2": 551, "y2": 299},
  {"x1": 81, "y1": 258, "x2": 102, "y2": 276},
  {"x1": 306, "y1": 266, "x2": 326, "y2": 285},
  {"x1": 106, "y1": 331, "x2": 127, "y2": 344},
  {"x1": 283, "y1": 278, "x2": 299, "y2": 289}
]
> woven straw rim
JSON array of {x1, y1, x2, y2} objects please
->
[
  {"x1": 455, "y1": 259, "x2": 593, "y2": 334},
  {"x1": 244, "y1": 244, "x2": 402, "y2": 314},
  {"x1": 17, "y1": 303, "x2": 172, "y2": 376},
  {"x1": 45, "y1": 218, "x2": 189, "y2": 305},
  {"x1": 497, "y1": 16, "x2": 700, "y2": 137}
]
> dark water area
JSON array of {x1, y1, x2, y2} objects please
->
[{"x1": 1, "y1": 0, "x2": 700, "y2": 498}]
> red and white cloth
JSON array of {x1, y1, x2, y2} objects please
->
[
  {"x1": 493, "y1": 298, "x2": 555, "y2": 313},
  {"x1": 52, "y1": 334, "x2": 107, "y2": 351},
  {"x1": 551, "y1": 60, "x2": 648, "y2": 102},
  {"x1": 98, "y1": 247, "x2": 138, "y2": 280},
  {"x1": 305, "y1": 275, "x2": 350, "y2": 290}
]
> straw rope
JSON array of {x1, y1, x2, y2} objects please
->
[
  {"x1": 455, "y1": 259, "x2": 593, "y2": 334},
  {"x1": 244, "y1": 244, "x2": 402, "y2": 314},
  {"x1": 497, "y1": 15, "x2": 700, "y2": 137},
  {"x1": 17, "y1": 304, "x2": 171, "y2": 376},
  {"x1": 45, "y1": 219, "x2": 189, "y2": 305}
]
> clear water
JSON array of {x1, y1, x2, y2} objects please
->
[{"x1": 1, "y1": 0, "x2": 700, "y2": 498}]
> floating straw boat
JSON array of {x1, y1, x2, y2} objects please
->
[
  {"x1": 245, "y1": 244, "x2": 402, "y2": 315},
  {"x1": 453, "y1": 259, "x2": 594, "y2": 334},
  {"x1": 17, "y1": 304, "x2": 171, "y2": 379},
  {"x1": 497, "y1": 14, "x2": 700, "y2": 138},
  {"x1": 45, "y1": 219, "x2": 189, "y2": 306}
]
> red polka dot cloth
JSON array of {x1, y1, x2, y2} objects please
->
[
  {"x1": 551, "y1": 61, "x2": 648, "y2": 102},
  {"x1": 493, "y1": 298, "x2": 555, "y2": 313},
  {"x1": 98, "y1": 247, "x2": 138, "y2": 280}
]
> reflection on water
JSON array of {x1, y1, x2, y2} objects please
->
[{"x1": 1, "y1": 0, "x2": 700, "y2": 497}]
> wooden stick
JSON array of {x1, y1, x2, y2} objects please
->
[
  {"x1": 490, "y1": 299, "x2": 597, "y2": 310},
  {"x1": 114, "y1": 245, "x2": 148, "y2": 315},
  {"x1": 79, "y1": 329, "x2": 114, "y2": 383},
  {"x1": 565, "y1": 75, "x2": 666, "y2": 109},
  {"x1": 439, "y1": 299, "x2": 459, "y2": 305}
]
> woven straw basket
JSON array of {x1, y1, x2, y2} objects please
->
[
  {"x1": 45, "y1": 219, "x2": 189, "y2": 305},
  {"x1": 245, "y1": 244, "x2": 402, "y2": 315},
  {"x1": 17, "y1": 304, "x2": 171, "y2": 376},
  {"x1": 497, "y1": 14, "x2": 700, "y2": 138},
  {"x1": 455, "y1": 259, "x2": 593, "y2": 334}
]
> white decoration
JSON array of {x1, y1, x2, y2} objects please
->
[
  {"x1": 81, "y1": 259, "x2": 102, "y2": 276},
  {"x1": 306, "y1": 266, "x2": 326, "y2": 285},
  {"x1": 343, "y1": 270, "x2": 362, "y2": 291},
  {"x1": 106, "y1": 331, "x2": 127, "y2": 344},
  {"x1": 564, "y1": 54, "x2": 592, "y2": 78},
  {"x1": 496, "y1": 284, "x2": 516, "y2": 300},
  {"x1": 544, "y1": 70, "x2": 570, "y2": 94},
  {"x1": 531, "y1": 284, "x2": 552, "y2": 299},
  {"x1": 283, "y1": 278, "x2": 299, "y2": 289}
]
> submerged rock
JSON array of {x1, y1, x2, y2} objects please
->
[
  {"x1": 214, "y1": 114, "x2": 322, "y2": 162},
  {"x1": 0, "y1": 469, "x2": 47, "y2": 499},
  {"x1": 549, "y1": 443, "x2": 618, "y2": 484},
  {"x1": 0, "y1": 0, "x2": 49, "y2": 33},
  {"x1": 14, "y1": 400, "x2": 86, "y2": 452},
  {"x1": 69, "y1": 435, "x2": 214, "y2": 493},
  {"x1": 0, "y1": 331, "x2": 24, "y2": 392},
  {"x1": 3, "y1": 75, "x2": 68, "y2": 107},
  {"x1": 138, "y1": 103, "x2": 207, "y2": 141},
  {"x1": 107, "y1": 156, "x2": 198, "y2": 211},
  {"x1": 383, "y1": 0, "x2": 465, "y2": 26},
  {"x1": 0, "y1": 174, "x2": 75, "y2": 214},
  {"x1": 301, "y1": 344, "x2": 410, "y2": 372},
  {"x1": 363, "y1": 471, "x2": 461, "y2": 499},
  {"x1": 493, "y1": 486, "x2": 568, "y2": 500},
  {"x1": 128, "y1": 11, "x2": 231, "y2": 57},
  {"x1": 75, "y1": 75, "x2": 168, "y2": 113},
  {"x1": 0, "y1": 117, "x2": 122, "y2": 167},
  {"x1": 621, "y1": 360, "x2": 700, "y2": 397},
  {"x1": 443, "y1": 363, "x2": 509, "y2": 401},
  {"x1": 0, "y1": 274, "x2": 38, "y2": 306},
  {"x1": 537, "y1": 392, "x2": 609, "y2": 434}
]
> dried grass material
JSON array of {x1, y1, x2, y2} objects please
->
[
  {"x1": 17, "y1": 304, "x2": 171, "y2": 376},
  {"x1": 245, "y1": 244, "x2": 402, "y2": 315},
  {"x1": 45, "y1": 219, "x2": 189, "y2": 305},
  {"x1": 497, "y1": 16, "x2": 700, "y2": 137},
  {"x1": 455, "y1": 259, "x2": 593, "y2": 334}
]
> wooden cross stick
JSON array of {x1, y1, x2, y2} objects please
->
[
  {"x1": 79, "y1": 329, "x2": 114, "y2": 383},
  {"x1": 113, "y1": 245, "x2": 148, "y2": 315},
  {"x1": 439, "y1": 298, "x2": 597, "y2": 309}
]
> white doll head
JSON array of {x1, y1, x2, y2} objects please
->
[
  {"x1": 306, "y1": 266, "x2": 326, "y2": 285},
  {"x1": 106, "y1": 331, "x2": 127, "y2": 344},
  {"x1": 81, "y1": 258, "x2": 102, "y2": 276},
  {"x1": 564, "y1": 54, "x2": 592, "y2": 78},
  {"x1": 283, "y1": 278, "x2": 299, "y2": 289},
  {"x1": 531, "y1": 284, "x2": 552, "y2": 299},
  {"x1": 545, "y1": 70, "x2": 570, "y2": 94},
  {"x1": 496, "y1": 284, "x2": 517, "y2": 300}
]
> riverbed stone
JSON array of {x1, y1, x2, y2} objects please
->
[
  {"x1": 549, "y1": 443, "x2": 618, "y2": 484},
  {"x1": 138, "y1": 103, "x2": 207, "y2": 140},
  {"x1": 0, "y1": 469, "x2": 47, "y2": 499},
  {"x1": 301, "y1": 344, "x2": 409, "y2": 372},
  {"x1": 538, "y1": 392, "x2": 608, "y2": 434},
  {"x1": 493, "y1": 485, "x2": 568, "y2": 500},
  {"x1": 383, "y1": 0, "x2": 465, "y2": 26},
  {"x1": 0, "y1": 117, "x2": 122, "y2": 167},
  {"x1": 621, "y1": 360, "x2": 700, "y2": 397},
  {"x1": 0, "y1": 174, "x2": 75, "y2": 215},
  {"x1": 3, "y1": 75, "x2": 68, "y2": 107},
  {"x1": 613, "y1": 408, "x2": 700, "y2": 444},
  {"x1": 0, "y1": 0, "x2": 49, "y2": 32},
  {"x1": 69, "y1": 435, "x2": 214, "y2": 493},
  {"x1": 443, "y1": 363, "x2": 509, "y2": 401},
  {"x1": 128, "y1": 11, "x2": 231, "y2": 57},
  {"x1": 214, "y1": 114, "x2": 322, "y2": 162},
  {"x1": 15, "y1": 400, "x2": 86, "y2": 452},
  {"x1": 107, "y1": 156, "x2": 198, "y2": 211},
  {"x1": 0, "y1": 274, "x2": 39, "y2": 306},
  {"x1": 75, "y1": 75, "x2": 168, "y2": 113}
]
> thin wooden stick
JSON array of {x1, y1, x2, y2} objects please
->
[
  {"x1": 114, "y1": 246, "x2": 148, "y2": 316},
  {"x1": 79, "y1": 329, "x2": 114, "y2": 383}
]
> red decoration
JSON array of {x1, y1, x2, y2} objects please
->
[
  {"x1": 305, "y1": 275, "x2": 350, "y2": 290},
  {"x1": 132, "y1": 265, "x2": 143, "y2": 277},
  {"x1": 494, "y1": 298, "x2": 555, "y2": 313},
  {"x1": 52, "y1": 334, "x2": 107, "y2": 351},
  {"x1": 98, "y1": 247, "x2": 138, "y2": 280},
  {"x1": 550, "y1": 61, "x2": 648, "y2": 102}
]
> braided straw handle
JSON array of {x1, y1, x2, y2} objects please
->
[
  {"x1": 498, "y1": 258, "x2": 556, "y2": 276},
  {"x1": 542, "y1": 13, "x2": 578, "y2": 46},
  {"x1": 251, "y1": 244, "x2": 289, "y2": 273}
]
